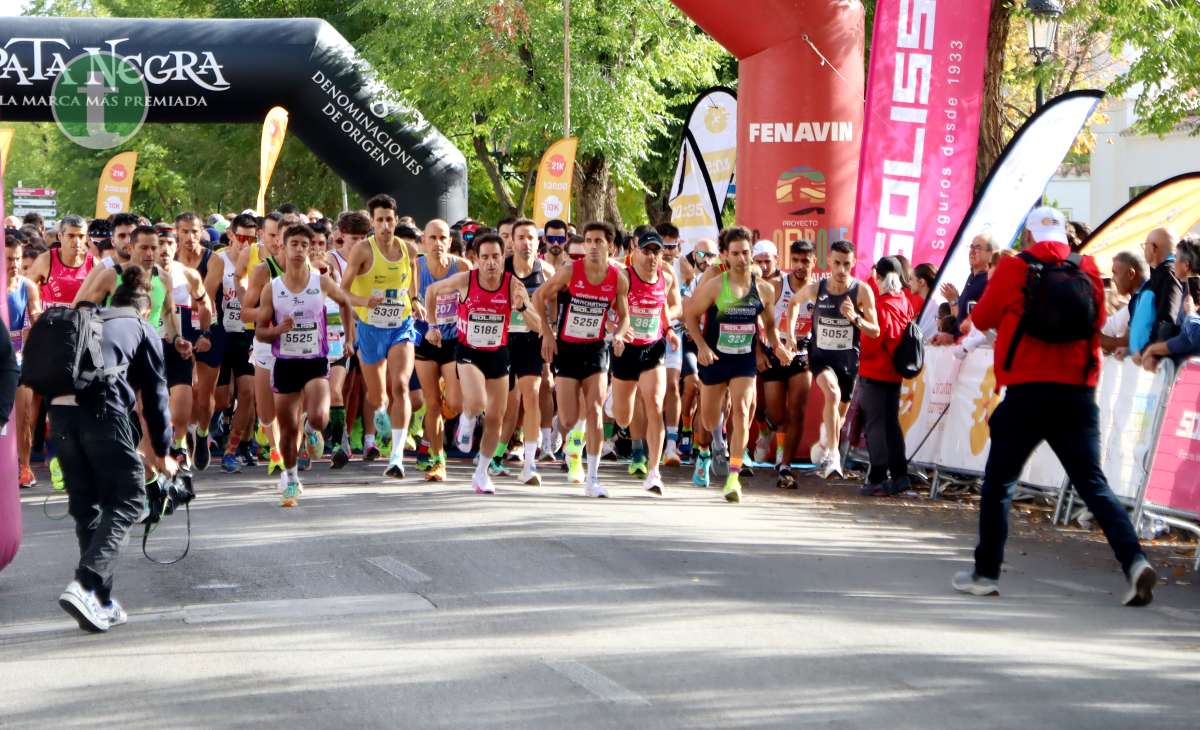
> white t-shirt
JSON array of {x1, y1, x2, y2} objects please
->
[{"x1": 1101, "y1": 305, "x2": 1131, "y2": 339}]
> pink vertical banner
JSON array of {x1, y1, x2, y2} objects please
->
[
  {"x1": 853, "y1": 0, "x2": 991, "y2": 276},
  {"x1": 0, "y1": 135, "x2": 20, "y2": 572},
  {"x1": 1143, "y1": 359, "x2": 1200, "y2": 516}
]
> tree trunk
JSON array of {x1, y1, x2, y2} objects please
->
[
  {"x1": 472, "y1": 134, "x2": 517, "y2": 216},
  {"x1": 975, "y1": 0, "x2": 1012, "y2": 194},
  {"x1": 576, "y1": 156, "x2": 608, "y2": 224}
]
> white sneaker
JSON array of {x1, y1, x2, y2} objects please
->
[
  {"x1": 584, "y1": 479, "x2": 609, "y2": 498},
  {"x1": 662, "y1": 440, "x2": 681, "y2": 466},
  {"x1": 455, "y1": 416, "x2": 477, "y2": 453},
  {"x1": 59, "y1": 581, "x2": 110, "y2": 633},
  {"x1": 753, "y1": 432, "x2": 772, "y2": 464},
  {"x1": 278, "y1": 471, "x2": 288, "y2": 493},
  {"x1": 952, "y1": 570, "x2": 1000, "y2": 597},
  {"x1": 1123, "y1": 557, "x2": 1157, "y2": 607},
  {"x1": 821, "y1": 454, "x2": 843, "y2": 479},
  {"x1": 520, "y1": 463, "x2": 541, "y2": 486},
  {"x1": 600, "y1": 437, "x2": 617, "y2": 458},
  {"x1": 101, "y1": 598, "x2": 128, "y2": 627},
  {"x1": 473, "y1": 474, "x2": 496, "y2": 494},
  {"x1": 643, "y1": 472, "x2": 664, "y2": 495}
]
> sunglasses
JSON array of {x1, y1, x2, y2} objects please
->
[
  {"x1": 569, "y1": 252, "x2": 586, "y2": 260},
  {"x1": 662, "y1": 243, "x2": 679, "y2": 250},
  {"x1": 546, "y1": 235, "x2": 567, "y2": 245},
  {"x1": 640, "y1": 246, "x2": 663, "y2": 255},
  {"x1": 693, "y1": 251, "x2": 712, "y2": 259},
  {"x1": 233, "y1": 233, "x2": 257, "y2": 243}
]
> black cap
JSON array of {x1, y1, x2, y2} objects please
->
[
  {"x1": 88, "y1": 219, "x2": 111, "y2": 238},
  {"x1": 395, "y1": 223, "x2": 421, "y2": 241},
  {"x1": 874, "y1": 256, "x2": 900, "y2": 278},
  {"x1": 638, "y1": 231, "x2": 664, "y2": 249}
]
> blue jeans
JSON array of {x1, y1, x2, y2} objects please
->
[{"x1": 974, "y1": 383, "x2": 1144, "y2": 580}]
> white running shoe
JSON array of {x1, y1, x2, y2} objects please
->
[
  {"x1": 753, "y1": 432, "x2": 773, "y2": 464},
  {"x1": 600, "y1": 437, "x2": 617, "y2": 458},
  {"x1": 519, "y1": 463, "x2": 541, "y2": 486},
  {"x1": 643, "y1": 472, "x2": 664, "y2": 495},
  {"x1": 455, "y1": 416, "x2": 477, "y2": 453},
  {"x1": 584, "y1": 479, "x2": 609, "y2": 499},
  {"x1": 662, "y1": 440, "x2": 681, "y2": 467},
  {"x1": 821, "y1": 454, "x2": 843, "y2": 479},
  {"x1": 474, "y1": 474, "x2": 496, "y2": 494}
]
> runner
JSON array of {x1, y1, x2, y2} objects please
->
[
  {"x1": 255, "y1": 224, "x2": 356, "y2": 507},
  {"x1": 424, "y1": 233, "x2": 539, "y2": 494},
  {"x1": 792, "y1": 239, "x2": 878, "y2": 479},
  {"x1": 677, "y1": 238, "x2": 716, "y2": 461},
  {"x1": 413, "y1": 219, "x2": 469, "y2": 481},
  {"x1": 341, "y1": 195, "x2": 423, "y2": 478},
  {"x1": 542, "y1": 219, "x2": 571, "y2": 271},
  {"x1": 239, "y1": 212, "x2": 290, "y2": 476},
  {"x1": 496, "y1": 217, "x2": 516, "y2": 256},
  {"x1": 29, "y1": 214, "x2": 95, "y2": 310},
  {"x1": 157, "y1": 229, "x2": 213, "y2": 467},
  {"x1": 309, "y1": 226, "x2": 349, "y2": 470},
  {"x1": 610, "y1": 231, "x2": 681, "y2": 494},
  {"x1": 655, "y1": 223, "x2": 685, "y2": 466},
  {"x1": 497, "y1": 218, "x2": 556, "y2": 485},
  {"x1": 329, "y1": 211, "x2": 373, "y2": 466},
  {"x1": 7, "y1": 234, "x2": 41, "y2": 488},
  {"x1": 176, "y1": 212, "x2": 222, "y2": 470},
  {"x1": 762, "y1": 239, "x2": 816, "y2": 489},
  {"x1": 534, "y1": 222, "x2": 630, "y2": 498},
  {"x1": 684, "y1": 226, "x2": 790, "y2": 502},
  {"x1": 107, "y1": 212, "x2": 140, "y2": 268},
  {"x1": 204, "y1": 213, "x2": 258, "y2": 473}
]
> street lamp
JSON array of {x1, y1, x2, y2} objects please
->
[{"x1": 1026, "y1": 0, "x2": 1064, "y2": 111}]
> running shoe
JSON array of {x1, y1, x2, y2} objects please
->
[
  {"x1": 628, "y1": 454, "x2": 649, "y2": 478},
  {"x1": 425, "y1": 458, "x2": 447, "y2": 482},
  {"x1": 723, "y1": 473, "x2": 742, "y2": 503},
  {"x1": 753, "y1": 432, "x2": 773, "y2": 464},
  {"x1": 951, "y1": 571, "x2": 999, "y2": 597},
  {"x1": 19, "y1": 464, "x2": 36, "y2": 489},
  {"x1": 298, "y1": 444, "x2": 311, "y2": 472},
  {"x1": 306, "y1": 430, "x2": 324, "y2": 467},
  {"x1": 415, "y1": 449, "x2": 433, "y2": 472},
  {"x1": 692, "y1": 452, "x2": 711, "y2": 488},
  {"x1": 221, "y1": 453, "x2": 242, "y2": 474},
  {"x1": 566, "y1": 452, "x2": 585, "y2": 484},
  {"x1": 268, "y1": 450, "x2": 285, "y2": 476},
  {"x1": 775, "y1": 466, "x2": 797, "y2": 490},
  {"x1": 58, "y1": 581, "x2": 109, "y2": 633},
  {"x1": 584, "y1": 478, "x2": 609, "y2": 498},
  {"x1": 565, "y1": 429, "x2": 585, "y2": 458},
  {"x1": 519, "y1": 463, "x2": 541, "y2": 486},
  {"x1": 384, "y1": 456, "x2": 406, "y2": 479},
  {"x1": 662, "y1": 440, "x2": 681, "y2": 467},
  {"x1": 100, "y1": 598, "x2": 128, "y2": 628},
  {"x1": 739, "y1": 455, "x2": 755, "y2": 479},
  {"x1": 239, "y1": 442, "x2": 259, "y2": 468},
  {"x1": 473, "y1": 474, "x2": 496, "y2": 494},
  {"x1": 643, "y1": 472, "x2": 664, "y2": 495},
  {"x1": 330, "y1": 448, "x2": 350, "y2": 469},
  {"x1": 678, "y1": 429, "x2": 693, "y2": 460},
  {"x1": 363, "y1": 444, "x2": 382, "y2": 462},
  {"x1": 1123, "y1": 557, "x2": 1157, "y2": 607},
  {"x1": 821, "y1": 454, "x2": 843, "y2": 480},
  {"x1": 193, "y1": 435, "x2": 211, "y2": 472},
  {"x1": 374, "y1": 409, "x2": 392, "y2": 441},
  {"x1": 280, "y1": 479, "x2": 301, "y2": 508},
  {"x1": 50, "y1": 456, "x2": 65, "y2": 491},
  {"x1": 488, "y1": 457, "x2": 511, "y2": 478},
  {"x1": 711, "y1": 449, "x2": 729, "y2": 478},
  {"x1": 600, "y1": 437, "x2": 618, "y2": 459},
  {"x1": 454, "y1": 416, "x2": 476, "y2": 453}
]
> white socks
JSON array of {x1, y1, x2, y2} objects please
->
[
  {"x1": 587, "y1": 452, "x2": 600, "y2": 482},
  {"x1": 524, "y1": 441, "x2": 537, "y2": 465}
]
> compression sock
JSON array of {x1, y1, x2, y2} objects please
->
[
  {"x1": 541, "y1": 427, "x2": 553, "y2": 450},
  {"x1": 494, "y1": 442, "x2": 508, "y2": 459},
  {"x1": 364, "y1": 433, "x2": 376, "y2": 451},
  {"x1": 524, "y1": 441, "x2": 537, "y2": 465},
  {"x1": 729, "y1": 456, "x2": 743, "y2": 473},
  {"x1": 776, "y1": 431, "x2": 787, "y2": 464},
  {"x1": 666, "y1": 427, "x2": 678, "y2": 444},
  {"x1": 328, "y1": 406, "x2": 346, "y2": 446},
  {"x1": 631, "y1": 439, "x2": 645, "y2": 462},
  {"x1": 587, "y1": 452, "x2": 601, "y2": 482}
]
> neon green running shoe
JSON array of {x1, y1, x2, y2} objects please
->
[
  {"x1": 50, "y1": 456, "x2": 65, "y2": 491},
  {"x1": 628, "y1": 454, "x2": 648, "y2": 477},
  {"x1": 723, "y1": 473, "x2": 742, "y2": 503}
]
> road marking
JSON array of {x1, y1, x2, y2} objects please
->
[
  {"x1": 193, "y1": 582, "x2": 241, "y2": 590},
  {"x1": 1034, "y1": 578, "x2": 1109, "y2": 595},
  {"x1": 1150, "y1": 606, "x2": 1200, "y2": 622},
  {"x1": 366, "y1": 556, "x2": 431, "y2": 584},
  {"x1": 183, "y1": 593, "x2": 434, "y2": 624},
  {"x1": 544, "y1": 659, "x2": 650, "y2": 706}
]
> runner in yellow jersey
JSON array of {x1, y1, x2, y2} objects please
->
[{"x1": 340, "y1": 194, "x2": 424, "y2": 476}]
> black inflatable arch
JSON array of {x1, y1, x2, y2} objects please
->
[{"x1": 0, "y1": 17, "x2": 468, "y2": 222}]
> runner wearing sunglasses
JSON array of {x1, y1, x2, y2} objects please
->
[{"x1": 542, "y1": 219, "x2": 571, "y2": 270}]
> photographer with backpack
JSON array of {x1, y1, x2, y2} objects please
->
[
  {"x1": 952, "y1": 207, "x2": 1156, "y2": 606},
  {"x1": 30, "y1": 266, "x2": 177, "y2": 632}
]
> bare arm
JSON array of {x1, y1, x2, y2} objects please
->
[
  {"x1": 512, "y1": 276, "x2": 542, "y2": 334},
  {"x1": 321, "y1": 274, "x2": 356, "y2": 352},
  {"x1": 203, "y1": 253, "x2": 224, "y2": 307},
  {"x1": 25, "y1": 279, "x2": 41, "y2": 322},
  {"x1": 339, "y1": 243, "x2": 380, "y2": 310},
  {"x1": 72, "y1": 266, "x2": 117, "y2": 306},
  {"x1": 758, "y1": 279, "x2": 790, "y2": 361},
  {"x1": 534, "y1": 263, "x2": 574, "y2": 361},
  {"x1": 684, "y1": 275, "x2": 722, "y2": 365},
  {"x1": 422, "y1": 272, "x2": 471, "y2": 347},
  {"x1": 186, "y1": 268, "x2": 212, "y2": 331}
]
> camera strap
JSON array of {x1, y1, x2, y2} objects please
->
[{"x1": 142, "y1": 499, "x2": 192, "y2": 565}]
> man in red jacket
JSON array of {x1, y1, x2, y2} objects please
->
[{"x1": 952, "y1": 206, "x2": 1156, "y2": 606}]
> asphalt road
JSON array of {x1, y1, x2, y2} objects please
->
[{"x1": 2, "y1": 458, "x2": 1198, "y2": 729}]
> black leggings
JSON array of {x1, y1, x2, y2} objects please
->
[{"x1": 857, "y1": 377, "x2": 907, "y2": 485}]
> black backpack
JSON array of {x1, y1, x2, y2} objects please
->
[
  {"x1": 20, "y1": 305, "x2": 132, "y2": 405},
  {"x1": 891, "y1": 319, "x2": 925, "y2": 379},
  {"x1": 1004, "y1": 251, "x2": 1098, "y2": 370}
]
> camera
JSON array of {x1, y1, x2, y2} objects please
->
[{"x1": 143, "y1": 470, "x2": 196, "y2": 526}]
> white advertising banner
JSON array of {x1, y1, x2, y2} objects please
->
[
  {"x1": 900, "y1": 345, "x2": 960, "y2": 465},
  {"x1": 668, "y1": 88, "x2": 737, "y2": 255},
  {"x1": 935, "y1": 347, "x2": 1001, "y2": 475}
]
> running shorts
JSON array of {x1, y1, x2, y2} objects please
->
[
  {"x1": 219, "y1": 331, "x2": 255, "y2": 386},
  {"x1": 415, "y1": 336, "x2": 459, "y2": 366},
  {"x1": 356, "y1": 319, "x2": 417, "y2": 366},
  {"x1": 808, "y1": 351, "x2": 858, "y2": 403},
  {"x1": 164, "y1": 341, "x2": 195, "y2": 388},
  {"x1": 272, "y1": 357, "x2": 329, "y2": 394},
  {"x1": 612, "y1": 339, "x2": 667, "y2": 382},
  {"x1": 552, "y1": 340, "x2": 610, "y2": 381},
  {"x1": 508, "y1": 332, "x2": 544, "y2": 379},
  {"x1": 456, "y1": 343, "x2": 511, "y2": 381}
]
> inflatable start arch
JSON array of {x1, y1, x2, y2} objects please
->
[{"x1": 0, "y1": 17, "x2": 469, "y2": 223}]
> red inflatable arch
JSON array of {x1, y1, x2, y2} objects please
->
[{"x1": 671, "y1": 0, "x2": 865, "y2": 271}]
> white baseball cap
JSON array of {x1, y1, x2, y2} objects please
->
[
  {"x1": 752, "y1": 240, "x2": 778, "y2": 258},
  {"x1": 1025, "y1": 205, "x2": 1068, "y2": 245}
]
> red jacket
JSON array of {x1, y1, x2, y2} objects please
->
[
  {"x1": 971, "y1": 241, "x2": 1106, "y2": 389},
  {"x1": 859, "y1": 290, "x2": 914, "y2": 382}
]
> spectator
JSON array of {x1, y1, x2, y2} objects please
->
[
  {"x1": 953, "y1": 205, "x2": 1156, "y2": 606},
  {"x1": 933, "y1": 231, "x2": 995, "y2": 344},
  {"x1": 1067, "y1": 220, "x2": 1091, "y2": 253},
  {"x1": 857, "y1": 256, "x2": 914, "y2": 497},
  {"x1": 1140, "y1": 236, "x2": 1200, "y2": 367},
  {"x1": 1128, "y1": 227, "x2": 1184, "y2": 358},
  {"x1": 908, "y1": 262, "x2": 937, "y2": 313},
  {"x1": 1099, "y1": 251, "x2": 1147, "y2": 355}
]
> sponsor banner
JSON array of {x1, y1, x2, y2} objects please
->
[
  {"x1": 669, "y1": 88, "x2": 737, "y2": 255},
  {"x1": 900, "y1": 344, "x2": 959, "y2": 464},
  {"x1": 1082, "y1": 172, "x2": 1200, "y2": 276},
  {"x1": 853, "y1": 0, "x2": 991, "y2": 279},
  {"x1": 0, "y1": 148, "x2": 21, "y2": 572},
  {"x1": 532, "y1": 137, "x2": 578, "y2": 230},
  {"x1": 934, "y1": 347, "x2": 1000, "y2": 474},
  {"x1": 917, "y1": 91, "x2": 1103, "y2": 336},
  {"x1": 1094, "y1": 356, "x2": 1170, "y2": 500},
  {"x1": 256, "y1": 106, "x2": 289, "y2": 216},
  {"x1": 95, "y1": 151, "x2": 138, "y2": 219},
  {"x1": 1143, "y1": 358, "x2": 1200, "y2": 516}
]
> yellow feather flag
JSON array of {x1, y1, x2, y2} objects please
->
[
  {"x1": 256, "y1": 107, "x2": 290, "y2": 216},
  {"x1": 532, "y1": 137, "x2": 578, "y2": 229},
  {"x1": 95, "y1": 151, "x2": 139, "y2": 219},
  {"x1": 0, "y1": 128, "x2": 13, "y2": 176}
]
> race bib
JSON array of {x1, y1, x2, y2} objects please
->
[
  {"x1": 367, "y1": 289, "x2": 407, "y2": 328},
  {"x1": 716, "y1": 322, "x2": 755, "y2": 355},
  {"x1": 630, "y1": 306, "x2": 661, "y2": 340},
  {"x1": 280, "y1": 317, "x2": 319, "y2": 357},
  {"x1": 222, "y1": 292, "x2": 244, "y2": 332},
  {"x1": 434, "y1": 291, "x2": 459, "y2": 326},
  {"x1": 327, "y1": 325, "x2": 344, "y2": 360},
  {"x1": 184, "y1": 304, "x2": 201, "y2": 331},
  {"x1": 816, "y1": 316, "x2": 853, "y2": 351},
  {"x1": 465, "y1": 312, "x2": 505, "y2": 349},
  {"x1": 563, "y1": 300, "x2": 606, "y2": 340}
]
